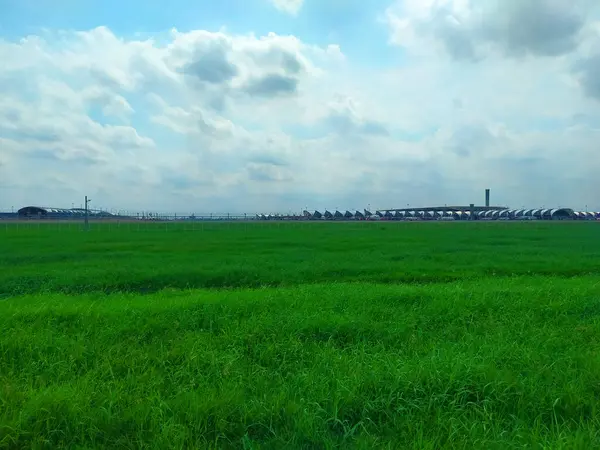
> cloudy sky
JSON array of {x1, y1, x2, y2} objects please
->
[{"x1": 1, "y1": 0, "x2": 600, "y2": 214}]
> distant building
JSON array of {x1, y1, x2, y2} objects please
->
[
  {"x1": 270, "y1": 207, "x2": 579, "y2": 221},
  {"x1": 17, "y1": 206, "x2": 113, "y2": 219},
  {"x1": 373, "y1": 207, "x2": 575, "y2": 221}
]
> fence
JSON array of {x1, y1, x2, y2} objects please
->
[
  {"x1": 0, "y1": 214, "x2": 399, "y2": 234},
  {"x1": 0, "y1": 213, "x2": 306, "y2": 223},
  {"x1": 1, "y1": 210, "x2": 598, "y2": 233}
]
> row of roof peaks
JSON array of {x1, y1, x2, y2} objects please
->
[{"x1": 256, "y1": 208, "x2": 599, "y2": 220}]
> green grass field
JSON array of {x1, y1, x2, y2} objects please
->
[{"x1": 1, "y1": 222, "x2": 600, "y2": 449}]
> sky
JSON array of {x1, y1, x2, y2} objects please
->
[{"x1": 1, "y1": 0, "x2": 600, "y2": 214}]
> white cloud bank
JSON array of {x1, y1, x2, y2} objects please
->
[{"x1": 1, "y1": 0, "x2": 600, "y2": 214}]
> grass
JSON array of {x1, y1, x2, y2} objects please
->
[{"x1": 1, "y1": 221, "x2": 600, "y2": 448}]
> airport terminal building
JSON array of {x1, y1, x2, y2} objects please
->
[
  {"x1": 288, "y1": 207, "x2": 593, "y2": 221},
  {"x1": 259, "y1": 189, "x2": 599, "y2": 221}
]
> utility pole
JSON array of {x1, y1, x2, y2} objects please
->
[{"x1": 84, "y1": 196, "x2": 91, "y2": 231}]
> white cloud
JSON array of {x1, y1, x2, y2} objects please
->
[
  {"x1": 1, "y1": 2, "x2": 600, "y2": 214},
  {"x1": 270, "y1": 0, "x2": 304, "y2": 16}
]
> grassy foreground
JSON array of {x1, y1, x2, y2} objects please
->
[{"x1": 1, "y1": 222, "x2": 600, "y2": 448}]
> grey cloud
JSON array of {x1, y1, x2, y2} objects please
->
[
  {"x1": 1, "y1": 108, "x2": 21, "y2": 123},
  {"x1": 361, "y1": 120, "x2": 389, "y2": 136},
  {"x1": 86, "y1": 124, "x2": 154, "y2": 149},
  {"x1": 26, "y1": 147, "x2": 102, "y2": 165},
  {"x1": 438, "y1": 30, "x2": 478, "y2": 62},
  {"x1": 179, "y1": 41, "x2": 306, "y2": 105},
  {"x1": 206, "y1": 92, "x2": 228, "y2": 111},
  {"x1": 88, "y1": 66, "x2": 137, "y2": 91},
  {"x1": 426, "y1": 6, "x2": 479, "y2": 61},
  {"x1": 151, "y1": 104, "x2": 232, "y2": 139},
  {"x1": 282, "y1": 52, "x2": 303, "y2": 74},
  {"x1": 187, "y1": 108, "x2": 232, "y2": 138},
  {"x1": 249, "y1": 47, "x2": 304, "y2": 74},
  {"x1": 88, "y1": 66, "x2": 120, "y2": 89},
  {"x1": 325, "y1": 112, "x2": 389, "y2": 136},
  {"x1": 161, "y1": 172, "x2": 212, "y2": 190},
  {"x1": 487, "y1": 154, "x2": 553, "y2": 198},
  {"x1": 325, "y1": 113, "x2": 355, "y2": 134},
  {"x1": 0, "y1": 107, "x2": 68, "y2": 144},
  {"x1": 568, "y1": 113, "x2": 600, "y2": 128},
  {"x1": 196, "y1": 117, "x2": 227, "y2": 138},
  {"x1": 448, "y1": 124, "x2": 496, "y2": 157},
  {"x1": 183, "y1": 45, "x2": 238, "y2": 85},
  {"x1": 2, "y1": 128, "x2": 62, "y2": 143},
  {"x1": 243, "y1": 74, "x2": 298, "y2": 97},
  {"x1": 412, "y1": 0, "x2": 586, "y2": 60},
  {"x1": 573, "y1": 54, "x2": 600, "y2": 101},
  {"x1": 249, "y1": 154, "x2": 289, "y2": 167},
  {"x1": 238, "y1": 134, "x2": 293, "y2": 169},
  {"x1": 321, "y1": 94, "x2": 390, "y2": 138},
  {"x1": 246, "y1": 162, "x2": 293, "y2": 182},
  {"x1": 167, "y1": 177, "x2": 197, "y2": 190},
  {"x1": 484, "y1": 0, "x2": 584, "y2": 57},
  {"x1": 83, "y1": 93, "x2": 134, "y2": 120}
]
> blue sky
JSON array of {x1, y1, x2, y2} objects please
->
[
  {"x1": 1, "y1": 0, "x2": 600, "y2": 213},
  {"x1": 0, "y1": 0, "x2": 399, "y2": 66}
]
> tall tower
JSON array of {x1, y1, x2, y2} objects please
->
[{"x1": 485, "y1": 189, "x2": 490, "y2": 208}]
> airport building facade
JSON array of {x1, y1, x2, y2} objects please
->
[
  {"x1": 17, "y1": 206, "x2": 113, "y2": 219},
  {"x1": 259, "y1": 207, "x2": 596, "y2": 221}
]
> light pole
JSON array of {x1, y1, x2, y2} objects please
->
[{"x1": 84, "y1": 196, "x2": 91, "y2": 231}]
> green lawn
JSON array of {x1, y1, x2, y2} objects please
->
[{"x1": 1, "y1": 222, "x2": 600, "y2": 448}]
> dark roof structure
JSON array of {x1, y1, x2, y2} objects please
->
[{"x1": 18, "y1": 206, "x2": 113, "y2": 217}]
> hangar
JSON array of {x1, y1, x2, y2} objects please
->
[
  {"x1": 17, "y1": 206, "x2": 113, "y2": 218},
  {"x1": 374, "y1": 208, "x2": 575, "y2": 220},
  {"x1": 295, "y1": 207, "x2": 580, "y2": 221}
]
